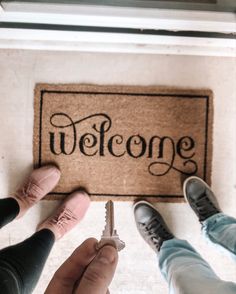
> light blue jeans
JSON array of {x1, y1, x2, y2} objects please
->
[{"x1": 159, "y1": 213, "x2": 236, "y2": 294}]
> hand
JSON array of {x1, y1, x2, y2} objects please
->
[{"x1": 45, "y1": 238, "x2": 118, "y2": 294}]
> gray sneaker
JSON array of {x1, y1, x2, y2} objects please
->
[
  {"x1": 133, "y1": 201, "x2": 174, "y2": 253},
  {"x1": 183, "y1": 176, "x2": 221, "y2": 222}
]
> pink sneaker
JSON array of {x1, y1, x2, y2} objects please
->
[
  {"x1": 37, "y1": 190, "x2": 90, "y2": 240},
  {"x1": 11, "y1": 165, "x2": 61, "y2": 218}
]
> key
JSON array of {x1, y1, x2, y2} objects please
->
[{"x1": 97, "y1": 200, "x2": 125, "y2": 252}]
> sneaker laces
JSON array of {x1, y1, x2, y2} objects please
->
[
  {"x1": 140, "y1": 218, "x2": 170, "y2": 246},
  {"x1": 14, "y1": 180, "x2": 42, "y2": 204},
  {"x1": 49, "y1": 208, "x2": 77, "y2": 231},
  {"x1": 194, "y1": 192, "x2": 219, "y2": 218}
]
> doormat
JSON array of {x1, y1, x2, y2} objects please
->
[{"x1": 33, "y1": 84, "x2": 213, "y2": 202}]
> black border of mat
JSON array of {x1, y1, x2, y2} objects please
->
[{"x1": 37, "y1": 89, "x2": 209, "y2": 199}]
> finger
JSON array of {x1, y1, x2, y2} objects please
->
[
  {"x1": 45, "y1": 238, "x2": 98, "y2": 294},
  {"x1": 75, "y1": 245, "x2": 118, "y2": 294}
]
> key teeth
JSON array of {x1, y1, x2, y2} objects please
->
[
  {"x1": 104, "y1": 200, "x2": 111, "y2": 230},
  {"x1": 105, "y1": 203, "x2": 109, "y2": 221}
]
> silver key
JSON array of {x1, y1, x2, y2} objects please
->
[{"x1": 97, "y1": 200, "x2": 125, "y2": 252}]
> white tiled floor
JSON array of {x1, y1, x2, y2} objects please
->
[{"x1": 0, "y1": 50, "x2": 235, "y2": 293}]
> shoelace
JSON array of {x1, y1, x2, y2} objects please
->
[
  {"x1": 15, "y1": 182, "x2": 29, "y2": 198},
  {"x1": 140, "y1": 218, "x2": 170, "y2": 247},
  {"x1": 194, "y1": 193, "x2": 218, "y2": 218},
  {"x1": 14, "y1": 181, "x2": 41, "y2": 203},
  {"x1": 50, "y1": 208, "x2": 77, "y2": 230}
]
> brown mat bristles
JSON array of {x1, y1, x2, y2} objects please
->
[{"x1": 33, "y1": 84, "x2": 213, "y2": 202}]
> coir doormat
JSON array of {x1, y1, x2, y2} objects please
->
[{"x1": 33, "y1": 84, "x2": 213, "y2": 202}]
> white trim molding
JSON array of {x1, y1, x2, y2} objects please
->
[
  {"x1": 1, "y1": 5, "x2": 236, "y2": 33},
  {"x1": 0, "y1": 28, "x2": 235, "y2": 57},
  {"x1": 0, "y1": 4, "x2": 235, "y2": 56}
]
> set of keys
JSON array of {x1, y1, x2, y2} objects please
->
[{"x1": 97, "y1": 200, "x2": 125, "y2": 252}]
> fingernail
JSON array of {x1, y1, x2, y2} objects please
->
[{"x1": 98, "y1": 246, "x2": 116, "y2": 264}]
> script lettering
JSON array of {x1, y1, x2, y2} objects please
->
[{"x1": 49, "y1": 112, "x2": 198, "y2": 177}]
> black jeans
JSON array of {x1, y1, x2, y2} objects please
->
[{"x1": 0, "y1": 198, "x2": 55, "y2": 294}]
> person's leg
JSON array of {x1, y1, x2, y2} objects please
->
[
  {"x1": 202, "y1": 213, "x2": 236, "y2": 255},
  {"x1": 183, "y1": 176, "x2": 236, "y2": 255},
  {"x1": 0, "y1": 229, "x2": 55, "y2": 294},
  {"x1": 133, "y1": 201, "x2": 236, "y2": 294},
  {"x1": 0, "y1": 198, "x2": 20, "y2": 228},
  {"x1": 0, "y1": 190, "x2": 90, "y2": 294},
  {"x1": 0, "y1": 165, "x2": 61, "y2": 229},
  {"x1": 159, "y1": 238, "x2": 236, "y2": 294}
]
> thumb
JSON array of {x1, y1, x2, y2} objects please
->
[{"x1": 75, "y1": 245, "x2": 118, "y2": 294}]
